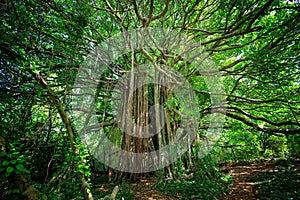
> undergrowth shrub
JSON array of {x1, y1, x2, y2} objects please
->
[{"x1": 156, "y1": 153, "x2": 231, "y2": 199}]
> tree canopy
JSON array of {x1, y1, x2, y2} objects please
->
[{"x1": 1, "y1": 0, "x2": 299, "y2": 199}]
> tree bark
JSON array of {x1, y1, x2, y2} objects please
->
[{"x1": 34, "y1": 71, "x2": 94, "y2": 200}]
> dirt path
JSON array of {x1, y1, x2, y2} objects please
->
[
  {"x1": 93, "y1": 158, "x2": 299, "y2": 199},
  {"x1": 93, "y1": 176, "x2": 175, "y2": 199},
  {"x1": 131, "y1": 179, "x2": 176, "y2": 200},
  {"x1": 219, "y1": 158, "x2": 300, "y2": 200},
  {"x1": 131, "y1": 159, "x2": 300, "y2": 200}
]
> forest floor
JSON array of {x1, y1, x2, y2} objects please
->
[
  {"x1": 93, "y1": 158, "x2": 300, "y2": 199},
  {"x1": 219, "y1": 158, "x2": 300, "y2": 200}
]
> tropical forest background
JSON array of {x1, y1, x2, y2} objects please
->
[{"x1": 0, "y1": 0, "x2": 300, "y2": 199}]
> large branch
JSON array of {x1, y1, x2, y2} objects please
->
[
  {"x1": 213, "y1": 109, "x2": 300, "y2": 135},
  {"x1": 227, "y1": 106, "x2": 299, "y2": 127},
  {"x1": 246, "y1": 0, "x2": 274, "y2": 30}
]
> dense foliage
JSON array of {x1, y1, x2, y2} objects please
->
[{"x1": 1, "y1": 0, "x2": 299, "y2": 199}]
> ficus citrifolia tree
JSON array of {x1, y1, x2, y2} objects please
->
[{"x1": 1, "y1": 0, "x2": 299, "y2": 199}]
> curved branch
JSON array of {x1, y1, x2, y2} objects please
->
[
  {"x1": 212, "y1": 109, "x2": 300, "y2": 135},
  {"x1": 227, "y1": 106, "x2": 299, "y2": 127},
  {"x1": 152, "y1": 0, "x2": 170, "y2": 21}
]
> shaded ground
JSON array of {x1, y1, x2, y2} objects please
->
[
  {"x1": 93, "y1": 176, "x2": 175, "y2": 200},
  {"x1": 92, "y1": 158, "x2": 300, "y2": 199},
  {"x1": 219, "y1": 158, "x2": 300, "y2": 200},
  {"x1": 130, "y1": 179, "x2": 176, "y2": 200}
]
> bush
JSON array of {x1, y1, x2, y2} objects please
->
[{"x1": 156, "y1": 154, "x2": 231, "y2": 199}]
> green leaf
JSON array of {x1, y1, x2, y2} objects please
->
[
  {"x1": 10, "y1": 160, "x2": 17, "y2": 165},
  {"x1": 41, "y1": 194, "x2": 48, "y2": 200},
  {"x1": 6, "y1": 166, "x2": 14, "y2": 174},
  {"x1": 16, "y1": 164, "x2": 30, "y2": 174},
  {"x1": 12, "y1": 189, "x2": 20, "y2": 193},
  {"x1": 2, "y1": 161, "x2": 9, "y2": 166},
  {"x1": 84, "y1": 165, "x2": 89, "y2": 169}
]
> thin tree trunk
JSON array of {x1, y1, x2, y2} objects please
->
[
  {"x1": 154, "y1": 71, "x2": 162, "y2": 166},
  {"x1": 34, "y1": 72, "x2": 93, "y2": 200}
]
